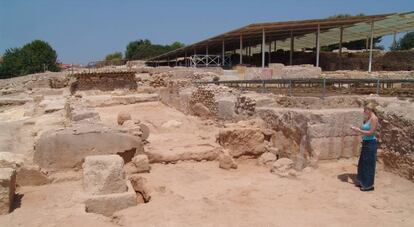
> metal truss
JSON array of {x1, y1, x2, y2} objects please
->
[{"x1": 190, "y1": 55, "x2": 231, "y2": 67}]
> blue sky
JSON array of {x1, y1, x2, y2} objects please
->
[{"x1": 1, "y1": 0, "x2": 413, "y2": 64}]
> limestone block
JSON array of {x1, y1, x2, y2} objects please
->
[
  {"x1": 131, "y1": 155, "x2": 150, "y2": 173},
  {"x1": 84, "y1": 180, "x2": 137, "y2": 216},
  {"x1": 117, "y1": 111, "x2": 132, "y2": 126},
  {"x1": 0, "y1": 168, "x2": 16, "y2": 215},
  {"x1": 128, "y1": 174, "x2": 151, "y2": 202},
  {"x1": 216, "y1": 96, "x2": 236, "y2": 120},
  {"x1": 257, "y1": 152, "x2": 277, "y2": 166},
  {"x1": 271, "y1": 158, "x2": 296, "y2": 177},
  {"x1": 307, "y1": 109, "x2": 363, "y2": 138},
  {"x1": 219, "y1": 150, "x2": 237, "y2": 170},
  {"x1": 310, "y1": 136, "x2": 360, "y2": 160},
  {"x1": 217, "y1": 128, "x2": 266, "y2": 157},
  {"x1": 192, "y1": 103, "x2": 211, "y2": 118},
  {"x1": 281, "y1": 65, "x2": 321, "y2": 79},
  {"x1": 83, "y1": 155, "x2": 127, "y2": 195},
  {"x1": 34, "y1": 124, "x2": 143, "y2": 169}
]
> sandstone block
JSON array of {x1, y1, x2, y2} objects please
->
[
  {"x1": 219, "y1": 150, "x2": 237, "y2": 170},
  {"x1": 34, "y1": 124, "x2": 143, "y2": 170},
  {"x1": 128, "y1": 174, "x2": 151, "y2": 202},
  {"x1": 0, "y1": 168, "x2": 16, "y2": 215},
  {"x1": 84, "y1": 180, "x2": 137, "y2": 216},
  {"x1": 309, "y1": 136, "x2": 360, "y2": 160},
  {"x1": 271, "y1": 158, "x2": 295, "y2": 177},
  {"x1": 217, "y1": 128, "x2": 266, "y2": 157},
  {"x1": 257, "y1": 152, "x2": 277, "y2": 166},
  {"x1": 216, "y1": 97, "x2": 236, "y2": 120},
  {"x1": 192, "y1": 103, "x2": 211, "y2": 118},
  {"x1": 83, "y1": 155, "x2": 127, "y2": 195},
  {"x1": 117, "y1": 111, "x2": 132, "y2": 126}
]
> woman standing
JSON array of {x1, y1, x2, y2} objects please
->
[{"x1": 351, "y1": 103, "x2": 378, "y2": 191}]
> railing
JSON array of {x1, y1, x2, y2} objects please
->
[
  {"x1": 197, "y1": 78, "x2": 414, "y2": 97},
  {"x1": 190, "y1": 55, "x2": 231, "y2": 67}
]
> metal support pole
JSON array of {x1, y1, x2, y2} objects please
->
[
  {"x1": 193, "y1": 48, "x2": 197, "y2": 67},
  {"x1": 268, "y1": 41, "x2": 272, "y2": 64},
  {"x1": 392, "y1": 31, "x2": 397, "y2": 50},
  {"x1": 262, "y1": 28, "x2": 265, "y2": 68},
  {"x1": 274, "y1": 40, "x2": 277, "y2": 52},
  {"x1": 368, "y1": 21, "x2": 374, "y2": 72},
  {"x1": 222, "y1": 40, "x2": 225, "y2": 66},
  {"x1": 289, "y1": 80, "x2": 292, "y2": 96},
  {"x1": 316, "y1": 24, "x2": 320, "y2": 67},
  {"x1": 240, "y1": 34, "x2": 243, "y2": 65},
  {"x1": 290, "y1": 30, "x2": 294, "y2": 65},
  {"x1": 206, "y1": 45, "x2": 209, "y2": 67},
  {"x1": 339, "y1": 26, "x2": 343, "y2": 69}
]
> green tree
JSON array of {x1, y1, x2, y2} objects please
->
[
  {"x1": 0, "y1": 48, "x2": 25, "y2": 78},
  {"x1": 394, "y1": 32, "x2": 414, "y2": 50},
  {"x1": 0, "y1": 40, "x2": 60, "y2": 78},
  {"x1": 105, "y1": 52, "x2": 123, "y2": 61},
  {"x1": 125, "y1": 39, "x2": 185, "y2": 60}
]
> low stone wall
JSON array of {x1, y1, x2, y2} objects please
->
[
  {"x1": 70, "y1": 71, "x2": 137, "y2": 94},
  {"x1": 235, "y1": 64, "x2": 322, "y2": 80}
]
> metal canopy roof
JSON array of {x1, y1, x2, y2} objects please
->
[{"x1": 148, "y1": 11, "x2": 414, "y2": 62}]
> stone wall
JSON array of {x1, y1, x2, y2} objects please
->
[
  {"x1": 373, "y1": 98, "x2": 414, "y2": 182},
  {"x1": 257, "y1": 107, "x2": 363, "y2": 167},
  {"x1": 70, "y1": 71, "x2": 137, "y2": 94}
]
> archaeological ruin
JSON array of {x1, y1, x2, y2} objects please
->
[{"x1": 0, "y1": 11, "x2": 413, "y2": 227}]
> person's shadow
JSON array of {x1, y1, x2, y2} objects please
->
[{"x1": 337, "y1": 173, "x2": 359, "y2": 186}]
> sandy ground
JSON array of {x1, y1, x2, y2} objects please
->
[
  {"x1": 0, "y1": 101, "x2": 413, "y2": 226},
  {"x1": 0, "y1": 159, "x2": 413, "y2": 227}
]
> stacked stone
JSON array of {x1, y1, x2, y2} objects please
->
[
  {"x1": 235, "y1": 96, "x2": 256, "y2": 116},
  {"x1": 189, "y1": 86, "x2": 218, "y2": 114},
  {"x1": 149, "y1": 74, "x2": 167, "y2": 88},
  {"x1": 70, "y1": 71, "x2": 137, "y2": 93},
  {"x1": 82, "y1": 155, "x2": 137, "y2": 216}
]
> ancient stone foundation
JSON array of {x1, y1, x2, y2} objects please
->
[{"x1": 70, "y1": 71, "x2": 137, "y2": 94}]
